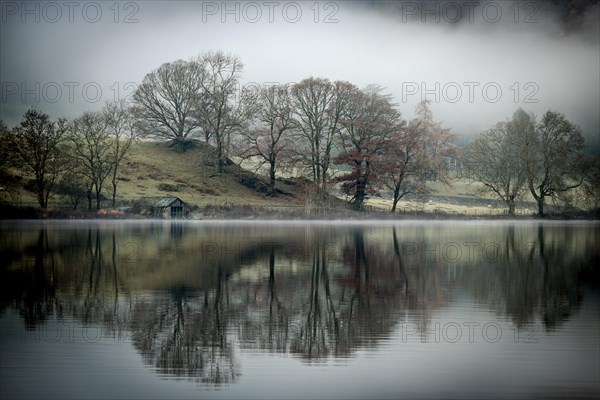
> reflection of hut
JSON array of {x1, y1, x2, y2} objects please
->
[{"x1": 139, "y1": 197, "x2": 188, "y2": 219}]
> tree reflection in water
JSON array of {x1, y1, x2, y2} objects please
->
[
  {"x1": 1, "y1": 222, "x2": 598, "y2": 385},
  {"x1": 463, "y1": 223, "x2": 598, "y2": 329},
  {"x1": 130, "y1": 270, "x2": 240, "y2": 385},
  {"x1": 0, "y1": 228, "x2": 57, "y2": 329}
]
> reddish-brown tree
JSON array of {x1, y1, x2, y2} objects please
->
[
  {"x1": 378, "y1": 118, "x2": 429, "y2": 213},
  {"x1": 334, "y1": 86, "x2": 404, "y2": 210}
]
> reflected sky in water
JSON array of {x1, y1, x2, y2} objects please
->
[{"x1": 1, "y1": 220, "x2": 598, "y2": 399}]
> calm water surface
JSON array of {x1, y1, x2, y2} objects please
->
[{"x1": 1, "y1": 220, "x2": 598, "y2": 399}]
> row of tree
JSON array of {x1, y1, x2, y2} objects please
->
[
  {"x1": 1, "y1": 101, "x2": 134, "y2": 209},
  {"x1": 131, "y1": 51, "x2": 597, "y2": 214},
  {"x1": 131, "y1": 51, "x2": 455, "y2": 209},
  {"x1": 462, "y1": 108, "x2": 597, "y2": 216},
  {"x1": 2, "y1": 50, "x2": 597, "y2": 214},
  {"x1": 235, "y1": 82, "x2": 454, "y2": 209}
]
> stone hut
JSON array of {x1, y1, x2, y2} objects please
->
[{"x1": 139, "y1": 197, "x2": 188, "y2": 219}]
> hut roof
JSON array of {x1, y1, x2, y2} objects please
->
[{"x1": 140, "y1": 197, "x2": 185, "y2": 208}]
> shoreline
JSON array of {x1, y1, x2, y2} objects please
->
[{"x1": 1, "y1": 204, "x2": 598, "y2": 221}]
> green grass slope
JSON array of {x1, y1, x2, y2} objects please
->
[{"x1": 115, "y1": 140, "x2": 311, "y2": 208}]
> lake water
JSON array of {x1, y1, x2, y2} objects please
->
[{"x1": 1, "y1": 220, "x2": 598, "y2": 399}]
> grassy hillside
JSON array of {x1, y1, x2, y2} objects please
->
[{"x1": 110, "y1": 140, "x2": 333, "y2": 209}]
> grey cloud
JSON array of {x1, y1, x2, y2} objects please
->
[{"x1": 1, "y1": 0, "x2": 598, "y2": 150}]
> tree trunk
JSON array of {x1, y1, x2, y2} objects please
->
[
  {"x1": 507, "y1": 197, "x2": 515, "y2": 215},
  {"x1": 216, "y1": 137, "x2": 224, "y2": 173},
  {"x1": 391, "y1": 187, "x2": 400, "y2": 213},
  {"x1": 87, "y1": 189, "x2": 93, "y2": 211},
  {"x1": 112, "y1": 138, "x2": 120, "y2": 209},
  {"x1": 268, "y1": 159, "x2": 276, "y2": 196},
  {"x1": 112, "y1": 172, "x2": 117, "y2": 209},
  {"x1": 36, "y1": 178, "x2": 47, "y2": 208},
  {"x1": 537, "y1": 195, "x2": 545, "y2": 217},
  {"x1": 315, "y1": 164, "x2": 321, "y2": 188},
  {"x1": 351, "y1": 196, "x2": 364, "y2": 211},
  {"x1": 37, "y1": 190, "x2": 47, "y2": 209},
  {"x1": 38, "y1": 193, "x2": 47, "y2": 209},
  {"x1": 352, "y1": 173, "x2": 366, "y2": 211},
  {"x1": 95, "y1": 184, "x2": 102, "y2": 210},
  {"x1": 528, "y1": 180, "x2": 544, "y2": 217},
  {"x1": 352, "y1": 162, "x2": 368, "y2": 211}
]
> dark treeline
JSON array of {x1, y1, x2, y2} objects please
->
[
  {"x1": 1, "y1": 102, "x2": 134, "y2": 211},
  {"x1": 1, "y1": 50, "x2": 598, "y2": 214}
]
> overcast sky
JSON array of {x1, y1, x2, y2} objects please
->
[{"x1": 1, "y1": 0, "x2": 599, "y2": 149}]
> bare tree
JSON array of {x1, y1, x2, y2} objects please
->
[
  {"x1": 526, "y1": 110, "x2": 585, "y2": 217},
  {"x1": 414, "y1": 100, "x2": 455, "y2": 183},
  {"x1": 103, "y1": 100, "x2": 136, "y2": 208},
  {"x1": 291, "y1": 78, "x2": 353, "y2": 195},
  {"x1": 11, "y1": 109, "x2": 67, "y2": 208},
  {"x1": 237, "y1": 84, "x2": 296, "y2": 196},
  {"x1": 379, "y1": 118, "x2": 429, "y2": 213},
  {"x1": 0, "y1": 120, "x2": 20, "y2": 203},
  {"x1": 463, "y1": 109, "x2": 534, "y2": 215},
  {"x1": 377, "y1": 101, "x2": 454, "y2": 213},
  {"x1": 56, "y1": 169, "x2": 88, "y2": 210},
  {"x1": 0, "y1": 120, "x2": 12, "y2": 171},
  {"x1": 67, "y1": 111, "x2": 114, "y2": 210},
  {"x1": 580, "y1": 154, "x2": 600, "y2": 211},
  {"x1": 132, "y1": 59, "x2": 205, "y2": 146},
  {"x1": 196, "y1": 51, "x2": 246, "y2": 172}
]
